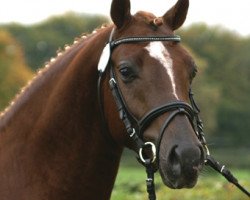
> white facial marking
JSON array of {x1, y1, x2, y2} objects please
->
[{"x1": 145, "y1": 42, "x2": 179, "y2": 99}]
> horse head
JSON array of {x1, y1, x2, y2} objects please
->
[{"x1": 102, "y1": 0, "x2": 204, "y2": 189}]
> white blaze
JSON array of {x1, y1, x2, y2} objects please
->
[{"x1": 145, "y1": 42, "x2": 179, "y2": 99}]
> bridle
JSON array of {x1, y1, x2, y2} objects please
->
[{"x1": 97, "y1": 28, "x2": 250, "y2": 199}]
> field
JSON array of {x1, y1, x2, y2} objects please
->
[
  {"x1": 111, "y1": 167, "x2": 249, "y2": 200},
  {"x1": 111, "y1": 150, "x2": 250, "y2": 200}
]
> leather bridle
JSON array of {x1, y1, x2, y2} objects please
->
[
  {"x1": 97, "y1": 28, "x2": 250, "y2": 199},
  {"x1": 98, "y1": 28, "x2": 208, "y2": 159},
  {"x1": 109, "y1": 66, "x2": 207, "y2": 163}
]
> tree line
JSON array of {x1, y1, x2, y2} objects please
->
[
  {"x1": 0, "y1": 12, "x2": 249, "y2": 147},
  {"x1": 180, "y1": 24, "x2": 250, "y2": 147}
]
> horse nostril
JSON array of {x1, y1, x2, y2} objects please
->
[
  {"x1": 168, "y1": 144, "x2": 203, "y2": 176},
  {"x1": 168, "y1": 145, "x2": 182, "y2": 178},
  {"x1": 179, "y1": 145, "x2": 203, "y2": 177},
  {"x1": 168, "y1": 145, "x2": 178, "y2": 164}
]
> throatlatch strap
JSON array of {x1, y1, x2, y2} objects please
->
[{"x1": 206, "y1": 155, "x2": 250, "y2": 197}]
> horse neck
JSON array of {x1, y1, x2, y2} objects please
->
[{"x1": 0, "y1": 26, "x2": 123, "y2": 200}]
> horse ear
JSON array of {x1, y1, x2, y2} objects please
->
[
  {"x1": 163, "y1": 0, "x2": 189, "y2": 30},
  {"x1": 110, "y1": 0, "x2": 132, "y2": 29}
]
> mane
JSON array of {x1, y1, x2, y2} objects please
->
[{"x1": 0, "y1": 24, "x2": 110, "y2": 126}]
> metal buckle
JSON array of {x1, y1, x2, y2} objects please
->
[
  {"x1": 139, "y1": 142, "x2": 156, "y2": 164},
  {"x1": 109, "y1": 78, "x2": 116, "y2": 88},
  {"x1": 129, "y1": 128, "x2": 136, "y2": 138}
]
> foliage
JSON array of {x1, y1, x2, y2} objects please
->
[
  {"x1": 182, "y1": 46, "x2": 220, "y2": 135},
  {"x1": 179, "y1": 24, "x2": 250, "y2": 146},
  {"x1": 1, "y1": 12, "x2": 109, "y2": 70},
  {"x1": 0, "y1": 30, "x2": 33, "y2": 111}
]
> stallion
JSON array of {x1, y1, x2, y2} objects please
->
[{"x1": 0, "y1": 0, "x2": 221, "y2": 199}]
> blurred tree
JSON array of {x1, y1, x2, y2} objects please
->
[
  {"x1": 0, "y1": 30, "x2": 33, "y2": 111},
  {"x1": 182, "y1": 45, "x2": 220, "y2": 135},
  {"x1": 180, "y1": 24, "x2": 250, "y2": 146},
  {"x1": 2, "y1": 12, "x2": 109, "y2": 70}
]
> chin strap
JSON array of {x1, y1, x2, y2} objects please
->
[{"x1": 205, "y1": 155, "x2": 250, "y2": 197}]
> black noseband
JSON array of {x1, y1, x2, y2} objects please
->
[
  {"x1": 138, "y1": 101, "x2": 195, "y2": 136},
  {"x1": 139, "y1": 102, "x2": 197, "y2": 166}
]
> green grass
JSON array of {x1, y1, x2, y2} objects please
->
[
  {"x1": 111, "y1": 166, "x2": 250, "y2": 200},
  {"x1": 111, "y1": 149, "x2": 250, "y2": 200}
]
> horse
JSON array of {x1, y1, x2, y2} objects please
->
[{"x1": 0, "y1": 0, "x2": 205, "y2": 199}]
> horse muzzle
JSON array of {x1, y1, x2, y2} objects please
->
[{"x1": 159, "y1": 143, "x2": 204, "y2": 189}]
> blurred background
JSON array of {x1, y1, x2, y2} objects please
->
[{"x1": 0, "y1": 0, "x2": 249, "y2": 199}]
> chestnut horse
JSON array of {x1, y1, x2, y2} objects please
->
[{"x1": 0, "y1": 0, "x2": 205, "y2": 199}]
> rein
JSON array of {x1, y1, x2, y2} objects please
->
[{"x1": 97, "y1": 28, "x2": 250, "y2": 199}]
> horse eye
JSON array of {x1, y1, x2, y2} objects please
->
[
  {"x1": 119, "y1": 66, "x2": 136, "y2": 81},
  {"x1": 192, "y1": 68, "x2": 197, "y2": 78},
  {"x1": 120, "y1": 67, "x2": 131, "y2": 76},
  {"x1": 190, "y1": 62, "x2": 198, "y2": 80}
]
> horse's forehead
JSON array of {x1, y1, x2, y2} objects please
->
[
  {"x1": 124, "y1": 11, "x2": 172, "y2": 35},
  {"x1": 144, "y1": 42, "x2": 179, "y2": 99},
  {"x1": 134, "y1": 11, "x2": 157, "y2": 22}
]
